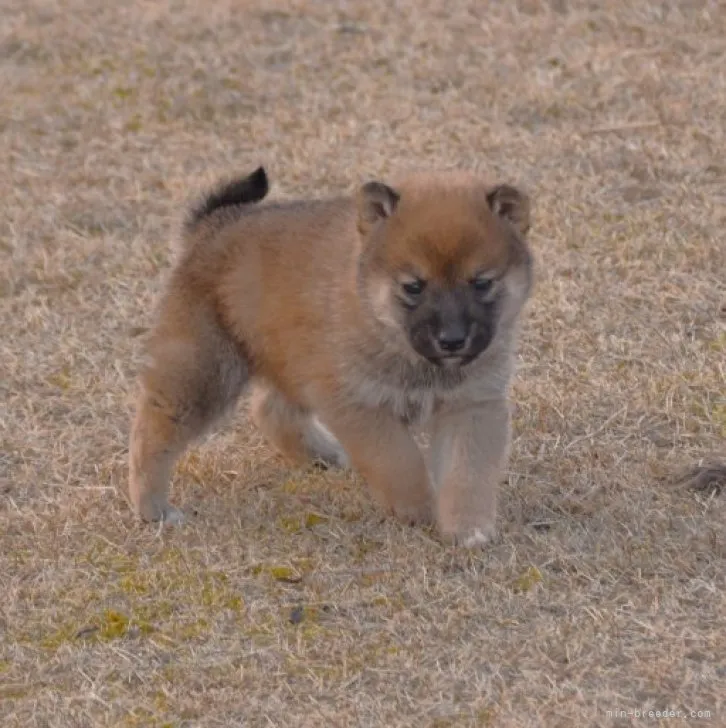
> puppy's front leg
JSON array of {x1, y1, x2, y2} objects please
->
[
  {"x1": 320, "y1": 406, "x2": 434, "y2": 525},
  {"x1": 429, "y1": 399, "x2": 511, "y2": 546}
]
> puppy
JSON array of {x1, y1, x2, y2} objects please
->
[{"x1": 129, "y1": 166, "x2": 533, "y2": 545}]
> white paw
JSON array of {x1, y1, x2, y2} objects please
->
[
  {"x1": 460, "y1": 527, "x2": 495, "y2": 548},
  {"x1": 308, "y1": 417, "x2": 349, "y2": 468},
  {"x1": 443, "y1": 523, "x2": 496, "y2": 548},
  {"x1": 161, "y1": 507, "x2": 186, "y2": 526}
]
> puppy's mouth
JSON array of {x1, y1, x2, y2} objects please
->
[{"x1": 429, "y1": 354, "x2": 476, "y2": 368}]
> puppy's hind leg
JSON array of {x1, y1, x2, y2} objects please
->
[
  {"x1": 129, "y1": 290, "x2": 248, "y2": 523},
  {"x1": 249, "y1": 384, "x2": 348, "y2": 469}
]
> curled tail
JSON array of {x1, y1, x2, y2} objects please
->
[{"x1": 184, "y1": 166, "x2": 269, "y2": 235}]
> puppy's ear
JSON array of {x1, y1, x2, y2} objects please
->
[
  {"x1": 487, "y1": 184, "x2": 531, "y2": 236},
  {"x1": 357, "y1": 181, "x2": 400, "y2": 236}
]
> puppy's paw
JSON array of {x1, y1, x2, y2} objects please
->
[
  {"x1": 310, "y1": 450, "x2": 349, "y2": 471},
  {"x1": 136, "y1": 500, "x2": 186, "y2": 526},
  {"x1": 392, "y1": 499, "x2": 435, "y2": 527},
  {"x1": 457, "y1": 525, "x2": 497, "y2": 548},
  {"x1": 160, "y1": 506, "x2": 186, "y2": 526},
  {"x1": 439, "y1": 522, "x2": 497, "y2": 548},
  {"x1": 307, "y1": 417, "x2": 350, "y2": 469}
]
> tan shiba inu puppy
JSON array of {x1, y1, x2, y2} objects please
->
[{"x1": 129, "y1": 166, "x2": 533, "y2": 546}]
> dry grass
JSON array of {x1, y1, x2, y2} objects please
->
[{"x1": 2, "y1": 0, "x2": 725, "y2": 726}]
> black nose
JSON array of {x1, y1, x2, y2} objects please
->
[{"x1": 437, "y1": 331, "x2": 467, "y2": 352}]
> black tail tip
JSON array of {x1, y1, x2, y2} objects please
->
[
  {"x1": 188, "y1": 166, "x2": 270, "y2": 227},
  {"x1": 249, "y1": 166, "x2": 268, "y2": 191}
]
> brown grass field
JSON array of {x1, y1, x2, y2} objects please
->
[{"x1": 2, "y1": 0, "x2": 726, "y2": 726}]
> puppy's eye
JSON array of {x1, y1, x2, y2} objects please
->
[
  {"x1": 402, "y1": 279, "x2": 427, "y2": 296},
  {"x1": 471, "y1": 276, "x2": 495, "y2": 295}
]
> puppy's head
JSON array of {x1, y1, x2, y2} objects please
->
[{"x1": 356, "y1": 171, "x2": 533, "y2": 368}]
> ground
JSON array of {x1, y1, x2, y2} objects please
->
[{"x1": 1, "y1": 1, "x2": 725, "y2": 726}]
